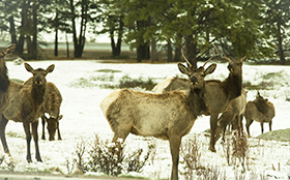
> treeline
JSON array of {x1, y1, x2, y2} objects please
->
[{"x1": 0, "y1": 0, "x2": 289, "y2": 65}]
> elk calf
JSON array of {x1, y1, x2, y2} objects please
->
[
  {"x1": 0, "y1": 62, "x2": 54, "y2": 162},
  {"x1": 100, "y1": 61, "x2": 216, "y2": 180},
  {"x1": 217, "y1": 89, "x2": 247, "y2": 140},
  {"x1": 24, "y1": 79, "x2": 63, "y2": 141},
  {"x1": 245, "y1": 91, "x2": 275, "y2": 137}
]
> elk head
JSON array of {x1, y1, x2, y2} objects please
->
[
  {"x1": 24, "y1": 63, "x2": 55, "y2": 86},
  {"x1": 224, "y1": 55, "x2": 246, "y2": 76},
  {"x1": 178, "y1": 45, "x2": 217, "y2": 89},
  {"x1": 44, "y1": 114, "x2": 63, "y2": 141}
]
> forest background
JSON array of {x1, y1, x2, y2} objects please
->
[{"x1": 0, "y1": 0, "x2": 290, "y2": 65}]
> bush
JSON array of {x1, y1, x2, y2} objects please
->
[
  {"x1": 78, "y1": 135, "x2": 155, "y2": 176},
  {"x1": 118, "y1": 75, "x2": 157, "y2": 90}
]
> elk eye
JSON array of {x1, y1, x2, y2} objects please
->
[{"x1": 201, "y1": 74, "x2": 205, "y2": 77}]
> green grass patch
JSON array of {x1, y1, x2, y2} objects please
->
[
  {"x1": 6, "y1": 131, "x2": 25, "y2": 139},
  {"x1": 256, "y1": 128, "x2": 290, "y2": 142},
  {"x1": 95, "y1": 69, "x2": 121, "y2": 73},
  {"x1": 118, "y1": 75, "x2": 157, "y2": 90}
]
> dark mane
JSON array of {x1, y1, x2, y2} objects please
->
[
  {"x1": 0, "y1": 59, "x2": 10, "y2": 93},
  {"x1": 254, "y1": 98, "x2": 269, "y2": 114},
  {"x1": 221, "y1": 73, "x2": 242, "y2": 101},
  {"x1": 186, "y1": 87, "x2": 207, "y2": 118},
  {"x1": 32, "y1": 84, "x2": 46, "y2": 105}
]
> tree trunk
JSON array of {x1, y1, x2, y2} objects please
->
[
  {"x1": 66, "y1": 33, "x2": 69, "y2": 58},
  {"x1": 31, "y1": 0, "x2": 37, "y2": 59},
  {"x1": 277, "y1": 20, "x2": 285, "y2": 65},
  {"x1": 185, "y1": 35, "x2": 198, "y2": 68},
  {"x1": 174, "y1": 45, "x2": 181, "y2": 62},
  {"x1": 70, "y1": 0, "x2": 78, "y2": 58},
  {"x1": 54, "y1": 8, "x2": 59, "y2": 57},
  {"x1": 167, "y1": 40, "x2": 173, "y2": 62},
  {"x1": 110, "y1": 29, "x2": 116, "y2": 56},
  {"x1": 151, "y1": 37, "x2": 157, "y2": 62},
  {"x1": 17, "y1": 0, "x2": 28, "y2": 55},
  {"x1": 115, "y1": 17, "x2": 124, "y2": 56},
  {"x1": 8, "y1": 16, "x2": 17, "y2": 45}
]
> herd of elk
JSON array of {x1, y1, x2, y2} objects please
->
[
  {"x1": 100, "y1": 57, "x2": 216, "y2": 180},
  {"x1": 153, "y1": 46, "x2": 245, "y2": 152},
  {"x1": 0, "y1": 44, "x2": 277, "y2": 179},
  {"x1": 24, "y1": 78, "x2": 63, "y2": 141},
  {"x1": 245, "y1": 91, "x2": 275, "y2": 137}
]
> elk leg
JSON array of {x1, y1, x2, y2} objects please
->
[
  {"x1": 209, "y1": 113, "x2": 219, "y2": 152},
  {"x1": 260, "y1": 121, "x2": 264, "y2": 134},
  {"x1": 169, "y1": 134, "x2": 181, "y2": 180},
  {"x1": 269, "y1": 120, "x2": 272, "y2": 131},
  {"x1": 0, "y1": 115, "x2": 10, "y2": 155},
  {"x1": 246, "y1": 119, "x2": 253, "y2": 138},
  {"x1": 23, "y1": 120, "x2": 32, "y2": 163},
  {"x1": 32, "y1": 121, "x2": 42, "y2": 162},
  {"x1": 41, "y1": 116, "x2": 46, "y2": 140},
  {"x1": 239, "y1": 114, "x2": 244, "y2": 132},
  {"x1": 57, "y1": 122, "x2": 62, "y2": 140}
]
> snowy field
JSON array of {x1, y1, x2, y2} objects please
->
[{"x1": 2, "y1": 59, "x2": 290, "y2": 179}]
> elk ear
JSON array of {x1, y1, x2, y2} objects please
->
[
  {"x1": 57, "y1": 115, "x2": 63, "y2": 121},
  {"x1": 240, "y1": 56, "x2": 247, "y2": 62},
  {"x1": 204, "y1": 63, "x2": 217, "y2": 76},
  {"x1": 46, "y1": 64, "x2": 55, "y2": 73},
  {"x1": 177, "y1": 63, "x2": 190, "y2": 75},
  {"x1": 24, "y1": 63, "x2": 34, "y2": 73}
]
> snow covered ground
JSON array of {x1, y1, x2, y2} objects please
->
[{"x1": 2, "y1": 59, "x2": 290, "y2": 179}]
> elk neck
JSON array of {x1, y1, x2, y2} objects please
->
[
  {"x1": 222, "y1": 72, "x2": 242, "y2": 101},
  {"x1": 254, "y1": 98, "x2": 269, "y2": 114},
  {"x1": 0, "y1": 60, "x2": 10, "y2": 93},
  {"x1": 186, "y1": 86, "x2": 207, "y2": 118},
  {"x1": 31, "y1": 83, "x2": 46, "y2": 106}
]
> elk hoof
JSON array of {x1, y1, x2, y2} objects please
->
[{"x1": 208, "y1": 147, "x2": 216, "y2": 152}]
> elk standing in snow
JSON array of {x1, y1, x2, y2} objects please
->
[
  {"x1": 217, "y1": 89, "x2": 247, "y2": 140},
  {"x1": 24, "y1": 79, "x2": 63, "y2": 141},
  {"x1": 153, "y1": 47, "x2": 245, "y2": 152},
  {"x1": 100, "y1": 59, "x2": 216, "y2": 180},
  {"x1": 0, "y1": 45, "x2": 16, "y2": 116},
  {"x1": 0, "y1": 59, "x2": 54, "y2": 162},
  {"x1": 245, "y1": 91, "x2": 275, "y2": 137}
]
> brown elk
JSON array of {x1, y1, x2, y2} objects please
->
[
  {"x1": 153, "y1": 47, "x2": 245, "y2": 152},
  {"x1": 100, "y1": 60, "x2": 216, "y2": 180},
  {"x1": 0, "y1": 61, "x2": 55, "y2": 162},
  {"x1": 24, "y1": 79, "x2": 63, "y2": 141},
  {"x1": 245, "y1": 91, "x2": 275, "y2": 137},
  {"x1": 217, "y1": 89, "x2": 247, "y2": 140},
  {"x1": 0, "y1": 45, "x2": 16, "y2": 116}
]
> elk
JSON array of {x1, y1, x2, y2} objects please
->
[
  {"x1": 24, "y1": 79, "x2": 63, "y2": 141},
  {"x1": 217, "y1": 89, "x2": 247, "y2": 140},
  {"x1": 100, "y1": 60, "x2": 216, "y2": 180},
  {"x1": 0, "y1": 45, "x2": 16, "y2": 116},
  {"x1": 153, "y1": 47, "x2": 245, "y2": 152},
  {"x1": 0, "y1": 61, "x2": 55, "y2": 163},
  {"x1": 245, "y1": 91, "x2": 275, "y2": 137}
]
